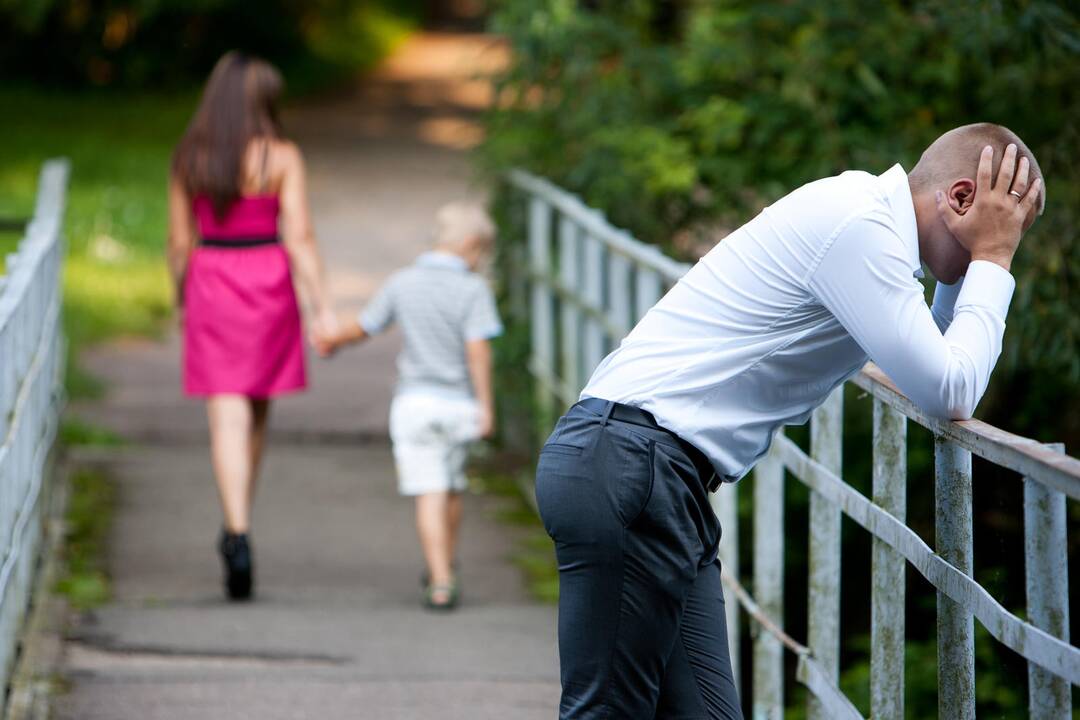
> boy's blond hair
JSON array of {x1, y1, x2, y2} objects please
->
[{"x1": 434, "y1": 201, "x2": 496, "y2": 250}]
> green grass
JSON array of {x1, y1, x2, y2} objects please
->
[
  {"x1": 59, "y1": 418, "x2": 124, "y2": 448},
  {"x1": 55, "y1": 420, "x2": 124, "y2": 609},
  {"x1": 0, "y1": 227, "x2": 25, "y2": 273},
  {"x1": 54, "y1": 468, "x2": 115, "y2": 610},
  {"x1": 472, "y1": 465, "x2": 560, "y2": 604},
  {"x1": 0, "y1": 87, "x2": 185, "y2": 396}
]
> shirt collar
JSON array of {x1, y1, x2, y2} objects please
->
[
  {"x1": 879, "y1": 163, "x2": 923, "y2": 278},
  {"x1": 416, "y1": 251, "x2": 469, "y2": 272}
]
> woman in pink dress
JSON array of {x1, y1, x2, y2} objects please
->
[{"x1": 167, "y1": 52, "x2": 335, "y2": 600}]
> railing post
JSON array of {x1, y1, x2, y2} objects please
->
[
  {"x1": 606, "y1": 252, "x2": 633, "y2": 342},
  {"x1": 557, "y1": 217, "x2": 582, "y2": 397},
  {"x1": 935, "y1": 438, "x2": 975, "y2": 720},
  {"x1": 582, "y1": 234, "x2": 605, "y2": 374},
  {"x1": 752, "y1": 443, "x2": 784, "y2": 720},
  {"x1": 0, "y1": 321, "x2": 11, "y2": 440},
  {"x1": 807, "y1": 387, "x2": 842, "y2": 720},
  {"x1": 710, "y1": 483, "x2": 740, "y2": 691},
  {"x1": 508, "y1": 240, "x2": 529, "y2": 323},
  {"x1": 528, "y1": 197, "x2": 555, "y2": 435},
  {"x1": 871, "y1": 400, "x2": 906, "y2": 718},
  {"x1": 634, "y1": 267, "x2": 661, "y2": 323},
  {"x1": 0, "y1": 158, "x2": 68, "y2": 699},
  {"x1": 1024, "y1": 442, "x2": 1070, "y2": 719}
]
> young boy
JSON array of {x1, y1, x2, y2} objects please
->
[{"x1": 314, "y1": 202, "x2": 501, "y2": 610}]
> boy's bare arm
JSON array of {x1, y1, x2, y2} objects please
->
[
  {"x1": 465, "y1": 338, "x2": 495, "y2": 438},
  {"x1": 314, "y1": 318, "x2": 369, "y2": 357}
]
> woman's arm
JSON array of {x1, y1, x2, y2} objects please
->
[
  {"x1": 278, "y1": 141, "x2": 335, "y2": 333},
  {"x1": 166, "y1": 176, "x2": 195, "y2": 305}
]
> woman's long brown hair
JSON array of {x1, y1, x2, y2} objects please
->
[{"x1": 173, "y1": 52, "x2": 283, "y2": 217}]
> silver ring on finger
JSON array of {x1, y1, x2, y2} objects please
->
[{"x1": 1009, "y1": 190, "x2": 1023, "y2": 201}]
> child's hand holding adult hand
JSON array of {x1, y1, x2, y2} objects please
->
[{"x1": 310, "y1": 330, "x2": 337, "y2": 358}]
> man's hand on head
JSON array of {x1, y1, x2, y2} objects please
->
[{"x1": 935, "y1": 143, "x2": 1042, "y2": 273}]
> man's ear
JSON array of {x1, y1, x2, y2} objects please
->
[{"x1": 948, "y1": 178, "x2": 976, "y2": 215}]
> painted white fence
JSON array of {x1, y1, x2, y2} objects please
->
[
  {"x1": 0, "y1": 160, "x2": 68, "y2": 695},
  {"x1": 507, "y1": 168, "x2": 1079, "y2": 719}
]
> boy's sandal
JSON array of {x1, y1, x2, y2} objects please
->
[
  {"x1": 420, "y1": 561, "x2": 460, "y2": 588},
  {"x1": 423, "y1": 581, "x2": 459, "y2": 611}
]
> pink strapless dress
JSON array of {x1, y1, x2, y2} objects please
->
[{"x1": 183, "y1": 195, "x2": 306, "y2": 397}]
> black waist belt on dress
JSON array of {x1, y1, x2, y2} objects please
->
[
  {"x1": 579, "y1": 397, "x2": 721, "y2": 492},
  {"x1": 199, "y1": 235, "x2": 279, "y2": 248}
]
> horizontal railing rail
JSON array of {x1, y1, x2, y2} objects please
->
[
  {"x1": 505, "y1": 168, "x2": 1077, "y2": 719},
  {"x1": 0, "y1": 159, "x2": 68, "y2": 705}
]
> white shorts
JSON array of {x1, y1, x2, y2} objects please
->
[{"x1": 389, "y1": 392, "x2": 481, "y2": 496}]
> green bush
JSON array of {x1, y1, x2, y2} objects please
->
[{"x1": 482, "y1": 0, "x2": 1080, "y2": 446}]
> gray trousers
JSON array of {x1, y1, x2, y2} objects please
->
[{"x1": 536, "y1": 399, "x2": 744, "y2": 719}]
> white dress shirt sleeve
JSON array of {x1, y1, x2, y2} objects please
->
[
  {"x1": 930, "y1": 276, "x2": 964, "y2": 333},
  {"x1": 807, "y1": 216, "x2": 1015, "y2": 420}
]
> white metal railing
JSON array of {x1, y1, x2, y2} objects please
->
[
  {"x1": 506, "y1": 169, "x2": 1079, "y2": 719},
  {"x1": 0, "y1": 160, "x2": 68, "y2": 695}
]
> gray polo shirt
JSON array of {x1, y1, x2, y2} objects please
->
[{"x1": 360, "y1": 251, "x2": 503, "y2": 397}]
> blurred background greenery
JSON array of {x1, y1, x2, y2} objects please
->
[
  {"x1": 480, "y1": 1, "x2": 1078, "y2": 717},
  {"x1": 0, "y1": 0, "x2": 426, "y2": 90},
  {"x1": 483, "y1": 0, "x2": 1079, "y2": 449}
]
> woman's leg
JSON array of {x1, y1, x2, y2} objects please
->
[
  {"x1": 248, "y1": 398, "x2": 272, "y2": 501},
  {"x1": 415, "y1": 491, "x2": 454, "y2": 589},
  {"x1": 207, "y1": 395, "x2": 254, "y2": 533}
]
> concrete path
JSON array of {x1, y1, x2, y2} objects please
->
[{"x1": 58, "y1": 34, "x2": 560, "y2": 719}]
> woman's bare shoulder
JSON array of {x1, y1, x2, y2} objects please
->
[
  {"x1": 242, "y1": 137, "x2": 303, "y2": 194},
  {"x1": 269, "y1": 138, "x2": 303, "y2": 168}
]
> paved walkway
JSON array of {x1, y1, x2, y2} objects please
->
[{"x1": 58, "y1": 34, "x2": 560, "y2": 720}]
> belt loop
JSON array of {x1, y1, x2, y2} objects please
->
[{"x1": 600, "y1": 401, "x2": 616, "y2": 427}]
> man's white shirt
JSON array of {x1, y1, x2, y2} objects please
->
[{"x1": 582, "y1": 164, "x2": 1015, "y2": 483}]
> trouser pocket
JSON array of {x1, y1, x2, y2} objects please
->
[
  {"x1": 536, "y1": 420, "x2": 653, "y2": 542},
  {"x1": 631, "y1": 441, "x2": 720, "y2": 576}
]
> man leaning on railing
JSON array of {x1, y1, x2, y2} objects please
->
[{"x1": 533, "y1": 123, "x2": 1045, "y2": 720}]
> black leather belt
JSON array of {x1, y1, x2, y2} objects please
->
[
  {"x1": 200, "y1": 235, "x2": 279, "y2": 248},
  {"x1": 579, "y1": 398, "x2": 721, "y2": 492}
]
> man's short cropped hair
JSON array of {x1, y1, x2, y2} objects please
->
[{"x1": 909, "y1": 123, "x2": 1045, "y2": 214}]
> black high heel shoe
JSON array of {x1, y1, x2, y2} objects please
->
[{"x1": 218, "y1": 529, "x2": 254, "y2": 601}]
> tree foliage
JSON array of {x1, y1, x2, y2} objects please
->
[
  {"x1": 0, "y1": 0, "x2": 424, "y2": 88},
  {"x1": 483, "y1": 0, "x2": 1080, "y2": 444}
]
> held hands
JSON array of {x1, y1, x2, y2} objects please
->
[
  {"x1": 935, "y1": 144, "x2": 1042, "y2": 272},
  {"x1": 309, "y1": 314, "x2": 369, "y2": 358},
  {"x1": 309, "y1": 309, "x2": 341, "y2": 358},
  {"x1": 310, "y1": 329, "x2": 339, "y2": 358}
]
